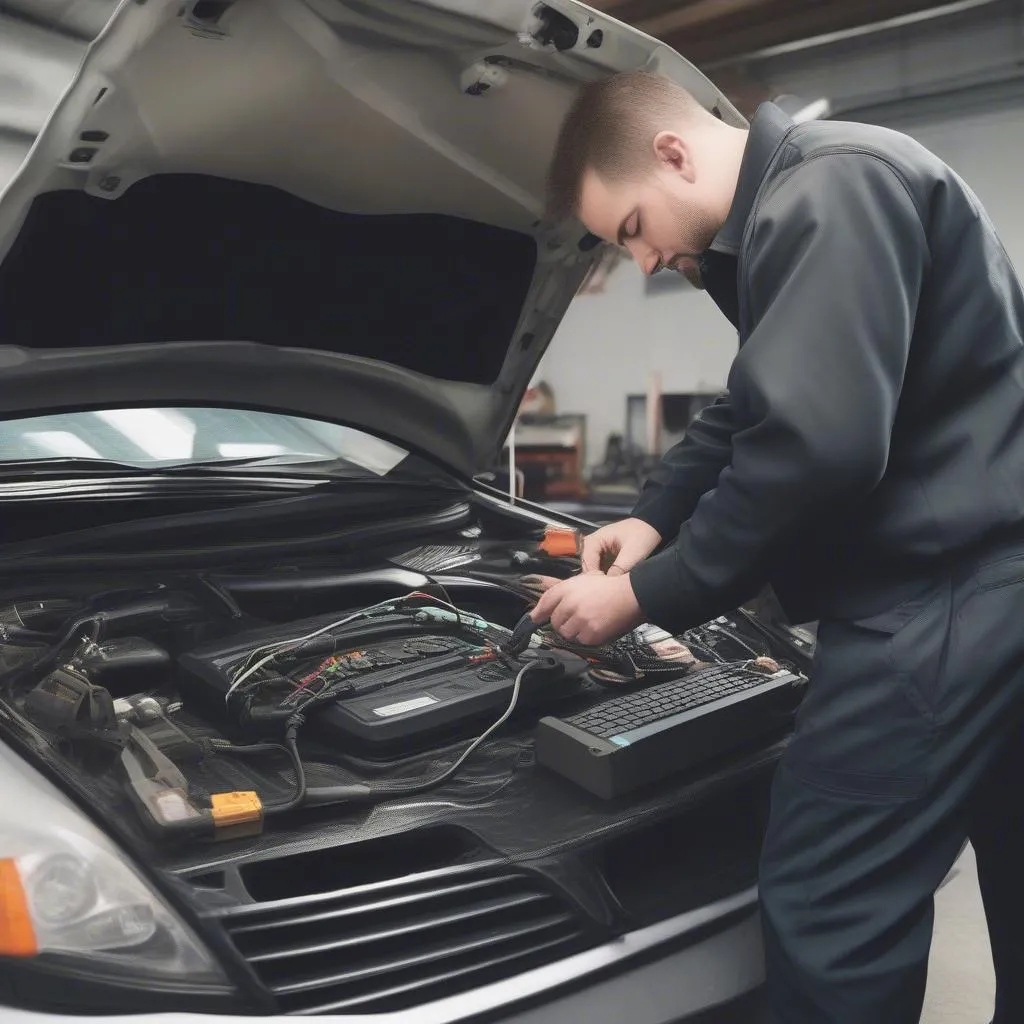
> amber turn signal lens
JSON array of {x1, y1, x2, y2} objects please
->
[{"x1": 0, "y1": 859, "x2": 38, "y2": 957}]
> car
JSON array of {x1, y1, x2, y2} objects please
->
[{"x1": 0, "y1": 2, "x2": 814, "y2": 1021}]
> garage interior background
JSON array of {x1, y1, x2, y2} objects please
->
[
  {"x1": 525, "y1": 0, "x2": 1024, "y2": 512},
  {"x1": 4, "y1": 1, "x2": 1024, "y2": 511},
  {"x1": 0, "y1": 1, "x2": 1014, "y2": 1019}
]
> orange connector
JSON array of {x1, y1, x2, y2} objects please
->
[{"x1": 539, "y1": 525, "x2": 582, "y2": 559}]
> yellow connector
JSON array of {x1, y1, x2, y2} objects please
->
[{"x1": 210, "y1": 791, "x2": 263, "y2": 829}]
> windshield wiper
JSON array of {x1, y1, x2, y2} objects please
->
[
  {"x1": 0, "y1": 455, "x2": 334, "y2": 477},
  {"x1": 0, "y1": 457, "x2": 465, "y2": 498}
]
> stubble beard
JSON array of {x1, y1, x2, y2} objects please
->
[
  {"x1": 681, "y1": 261, "x2": 705, "y2": 289},
  {"x1": 668, "y1": 194, "x2": 716, "y2": 290}
]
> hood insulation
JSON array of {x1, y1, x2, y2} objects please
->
[{"x1": 0, "y1": 173, "x2": 537, "y2": 385}]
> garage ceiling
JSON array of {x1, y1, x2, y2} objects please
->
[{"x1": 587, "y1": 0, "x2": 969, "y2": 66}]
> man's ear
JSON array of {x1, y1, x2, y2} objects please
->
[{"x1": 652, "y1": 130, "x2": 695, "y2": 183}]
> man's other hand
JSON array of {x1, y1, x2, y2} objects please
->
[
  {"x1": 530, "y1": 572, "x2": 644, "y2": 647},
  {"x1": 581, "y1": 518, "x2": 662, "y2": 575}
]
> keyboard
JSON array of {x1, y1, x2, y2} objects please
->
[{"x1": 534, "y1": 664, "x2": 806, "y2": 799}]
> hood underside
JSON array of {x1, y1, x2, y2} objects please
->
[{"x1": 0, "y1": 0, "x2": 742, "y2": 477}]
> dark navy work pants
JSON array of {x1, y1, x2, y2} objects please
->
[{"x1": 759, "y1": 550, "x2": 1024, "y2": 1023}]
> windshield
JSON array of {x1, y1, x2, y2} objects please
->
[{"x1": 0, "y1": 408, "x2": 414, "y2": 477}]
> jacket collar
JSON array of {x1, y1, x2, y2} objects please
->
[{"x1": 710, "y1": 102, "x2": 796, "y2": 256}]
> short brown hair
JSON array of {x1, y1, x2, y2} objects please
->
[{"x1": 546, "y1": 70, "x2": 707, "y2": 222}]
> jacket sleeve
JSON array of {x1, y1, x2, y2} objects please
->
[
  {"x1": 630, "y1": 391, "x2": 736, "y2": 541},
  {"x1": 629, "y1": 154, "x2": 928, "y2": 631}
]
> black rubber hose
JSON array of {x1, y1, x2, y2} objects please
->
[
  {"x1": 208, "y1": 721, "x2": 306, "y2": 816},
  {"x1": 2, "y1": 614, "x2": 103, "y2": 688}
]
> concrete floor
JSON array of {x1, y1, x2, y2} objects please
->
[{"x1": 922, "y1": 845, "x2": 995, "y2": 1023}]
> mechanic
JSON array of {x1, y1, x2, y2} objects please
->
[{"x1": 533, "y1": 70, "x2": 1024, "y2": 1023}]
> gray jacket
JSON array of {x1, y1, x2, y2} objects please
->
[{"x1": 629, "y1": 103, "x2": 1024, "y2": 627}]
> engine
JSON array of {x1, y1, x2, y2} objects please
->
[{"x1": 0, "y1": 526, "x2": 811, "y2": 852}]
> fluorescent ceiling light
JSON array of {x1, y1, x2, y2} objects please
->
[
  {"x1": 22, "y1": 431, "x2": 102, "y2": 459},
  {"x1": 217, "y1": 443, "x2": 291, "y2": 458},
  {"x1": 94, "y1": 409, "x2": 195, "y2": 460},
  {"x1": 792, "y1": 97, "x2": 832, "y2": 122},
  {"x1": 773, "y1": 93, "x2": 832, "y2": 123}
]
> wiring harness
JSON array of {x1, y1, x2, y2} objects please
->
[
  {"x1": 192, "y1": 590, "x2": 548, "y2": 822},
  {"x1": 536, "y1": 619, "x2": 779, "y2": 687},
  {"x1": 222, "y1": 590, "x2": 506, "y2": 727}
]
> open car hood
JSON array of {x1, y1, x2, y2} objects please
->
[{"x1": 0, "y1": 0, "x2": 742, "y2": 478}]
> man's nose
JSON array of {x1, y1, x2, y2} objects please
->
[{"x1": 625, "y1": 240, "x2": 660, "y2": 276}]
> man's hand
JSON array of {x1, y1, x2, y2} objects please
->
[
  {"x1": 530, "y1": 572, "x2": 644, "y2": 647},
  {"x1": 581, "y1": 518, "x2": 662, "y2": 575}
]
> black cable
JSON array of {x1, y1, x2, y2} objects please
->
[
  {"x1": 303, "y1": 661, "x2": 538, "y2": 808},
  {"x1": 191, "y1": 575, "x2": 246, "y2": 621},
  {"x1": 707, "y1": 622, "x2": 762, "y2": 659},
  {"x1": 681, "y1": 628, "x2": 727, "y2": 664},
  {"x1": 214, "y1": 659, "x2": 541, "y2": 815},
  {"x1": 51, "y1": 614, "x2": 102, "y2": 658},
  {"x1": 209, "y1": 740, "x2": 285, "y2": 757},
  {"x1": 210, "y1": 719, "x2": 307, "y2": 815},
  {"x1": 266, "y1": 725, "x2": 306, "y2": 815},
  {"x1": 420, "y1": 571, "x2": 456, "y2": 615}
]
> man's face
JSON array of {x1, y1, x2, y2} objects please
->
[{"x1": 576, "y1": 131, "x2": 719, "y2": 288}]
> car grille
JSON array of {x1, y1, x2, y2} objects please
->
[{"x1": 221, "y1": 864, "x2": 593, "y2": 1015}]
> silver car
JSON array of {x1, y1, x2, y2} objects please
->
[{"x1": 0, "y1": 3, "x2": 802, "y2": 1021}]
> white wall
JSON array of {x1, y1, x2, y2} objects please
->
[
  {"x1": 757, "y1": 0, "x2": 1024, "y2": 271},
  {"x1": 534, "y1": 266, "x2": 736, "y2": 467},
  {"x1": 888, "y1": 103, "x2": 1024, "y2": 273}
]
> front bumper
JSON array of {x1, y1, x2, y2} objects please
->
[{"x1": 1, "y1": 889, "x2": 764, "y2": 1024}]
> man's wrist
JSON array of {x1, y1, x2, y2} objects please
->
[{"x1": 628, "y1": 503, "x2": 679, "y2": 547}]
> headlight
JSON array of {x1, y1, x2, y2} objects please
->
[{"x1": 0, "y1": 739, "x2": 235, "y2": 1008}]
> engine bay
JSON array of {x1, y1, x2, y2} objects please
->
[{"x1": 0, "y1": 514, "x2": 814, "y2": 880}]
